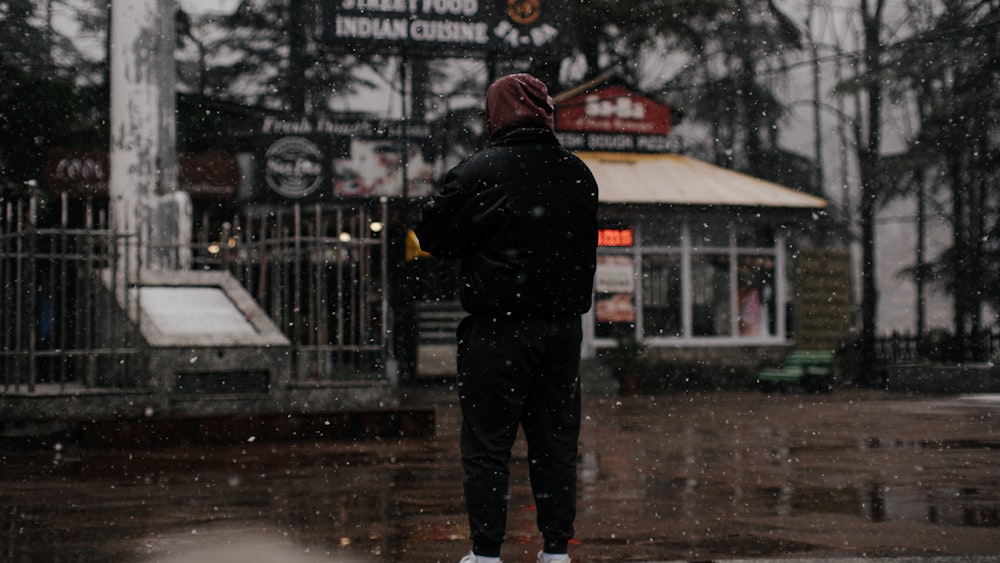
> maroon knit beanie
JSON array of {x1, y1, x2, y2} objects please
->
[{"x1": 484, "y1": 73, "x2": 555, "y2": 139}]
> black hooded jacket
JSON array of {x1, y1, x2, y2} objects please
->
[{"x1": 415, "y1": 128, "x2": 598, "y2": 318}]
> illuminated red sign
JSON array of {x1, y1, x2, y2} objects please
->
[{"x1": 598, "y1": 227, "x2": 634, "y2": 247}]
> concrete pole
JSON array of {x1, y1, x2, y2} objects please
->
[{"x1": 110, "y1": 0, "x2": 189, "y2": 272}]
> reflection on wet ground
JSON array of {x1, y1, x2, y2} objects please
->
[{"x1": 2, "y1": 389, "x2": 1000, "y2": 562}]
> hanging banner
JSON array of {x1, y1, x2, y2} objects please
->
[
  {"x1": 333, "y1": 139, "x2": 435, "y2": 198},
  {"x1": 320, "y1": 0, "x2": 574, "y2": 54},
  {"x1": 253, "y1": 114, "x2": 438, "y2": 201}
]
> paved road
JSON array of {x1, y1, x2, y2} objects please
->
[{"x1": 2, "y1": 388, "x2": 999, "y2": 562}]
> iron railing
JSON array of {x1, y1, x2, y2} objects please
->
[
  {"x1": 1, "y1": 194, "x2": 143, "y2": 392},
  {"x1": 875, "y1": 330, "x2": 1000, "y2": 365},
  {"x1": 1, "y1": 192, "x2": 389, "y2": 393}
]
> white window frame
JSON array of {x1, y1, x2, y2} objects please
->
[{"x1": 590, "y1": 217, "x2": 788, "y2": 349}]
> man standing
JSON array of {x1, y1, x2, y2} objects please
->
[{"x1": 415, "y1": 73, "x2": 598, "y2": 563}]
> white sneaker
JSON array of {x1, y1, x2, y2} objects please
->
[
  {"x1": 537, "y1": 551, "x2": 571, "y2": 563},
  {"x1": 459, "y1": 552, "x2": 502, "y2": 563}
]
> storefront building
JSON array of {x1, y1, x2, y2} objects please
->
[{"x1": 552, "y1": 79, "x2": 830, "y2": 385}]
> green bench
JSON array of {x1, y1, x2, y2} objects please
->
[{"x1": 756, "y1": 350, "x2": 836, "y2": 393}]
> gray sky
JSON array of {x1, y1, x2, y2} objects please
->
[{"x1": 178, "y1": 0, "x2": 240, "y2": 14}]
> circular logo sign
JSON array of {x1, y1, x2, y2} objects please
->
[
  {"x1": 263, "y1": 136, "x2": 324, "y2": 199},
  {"x1": 507, "y1": 0, "x2": 541, "y2": 25}
]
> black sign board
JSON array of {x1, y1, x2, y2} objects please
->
[
  {"x1": 256, "y1": 135, "x2": 337, "y2": 201},
  {"x1": 254, "y1": 114, "x2": 438, "y2": 201},
  {"x1": 321, "y1": 0, "x2": 574, "y2": 54}
]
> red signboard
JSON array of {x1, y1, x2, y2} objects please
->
[
  {"x1": 45, "y1": 149, "x2": 240, "y2": 200},
  {"x1": 555, "y1": 85, "x2": 671, "y2": 135}
]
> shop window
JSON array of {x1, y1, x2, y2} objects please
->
[
  {"x1": 735, "y1": 223, "x2": 776, "y2": 248},
  {"x1": 594, "y1": 219, "x2": 783, "y2": 343},
  {"x1": 737, "y1": 255, "x2": 776, "y2": 337},
  {"x1": 691, "y1": 254, "x2": 731, "y2": 336},
  {"x1": 639, "y1": 222, "x2": 682, "y2": 247},
  {"x1": 594, "y1": 254, "x2": 636, "y2": 339},
  {"x1": 690, "y1": 222, "x2": 730, "y2": 248},
  {"x1": 641, "y1": 254, "x2": 682, "y2": 337}
]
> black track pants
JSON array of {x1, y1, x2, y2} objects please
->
[{"x1": 456, "y1": 315, "x2": 582, "y2": 558}]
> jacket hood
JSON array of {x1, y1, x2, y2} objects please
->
[{"x1": 484, "y1": 73, "x2": 555, "y2": 139}]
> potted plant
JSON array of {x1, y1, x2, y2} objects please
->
[{"x1": 604, "y1": 328, "x2": 646, "y2": 395}]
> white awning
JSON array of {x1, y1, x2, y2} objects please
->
[{"x1": 577, "y1": 152, "x2": 828, "y2": 209}]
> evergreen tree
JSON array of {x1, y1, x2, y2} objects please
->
[
  {"x1": 0, "y1": 0, "x2": 102, "y2": 195},
  {"x1": 179, "y1": 0, "x2": 366, "y2": 114},
  {"x1": 665, "y1": 0, "x2": 807, "y2": 189},
  {"x1": 574, "y1": 0, "x2": 728, "y2": 84},
  {"x1": 880, "y1": 0, "x2": 1000, "y2": 348},
  {"x1": 572, "y1": 1, "x2": 810, "y2": 193}
]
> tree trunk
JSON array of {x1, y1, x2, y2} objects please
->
[{"x1": 858, "y1": 0, "x2": 885, "y2": 384}]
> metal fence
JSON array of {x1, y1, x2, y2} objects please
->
[
  {"x1": 7, "y1": 189, "x2": 995, "y2": 394},
  {"x1": 203, "y1": 200, "x2": 389, "y2": 381},
  {"x1": 1, "y1": 192, "x2": 389, "y2": 393},
  {"x1": 1, "y1": 194, "x2": 143, "y2": 392},
  {"x1": 875, "y1": 330, "x2": 1000, "y2": 365}
]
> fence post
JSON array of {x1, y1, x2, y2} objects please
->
[
  {"x1": 1, "y1": 200, "x2": 15, "y2": 391},
  {"x1": 25, "y1": 196, "x2": 38, "y2": 392}
]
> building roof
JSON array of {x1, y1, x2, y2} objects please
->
[{"x1": 577, "y1": 151, "x2": 828, "y2": 209}]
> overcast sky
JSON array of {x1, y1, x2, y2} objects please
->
[{"x1": 177, "y1": 0, "x2": 240, "y2": 14}]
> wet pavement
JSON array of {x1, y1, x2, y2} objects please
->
[{"x1": 2, "y1": 387, "x2": 1000, "y2": 562}]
